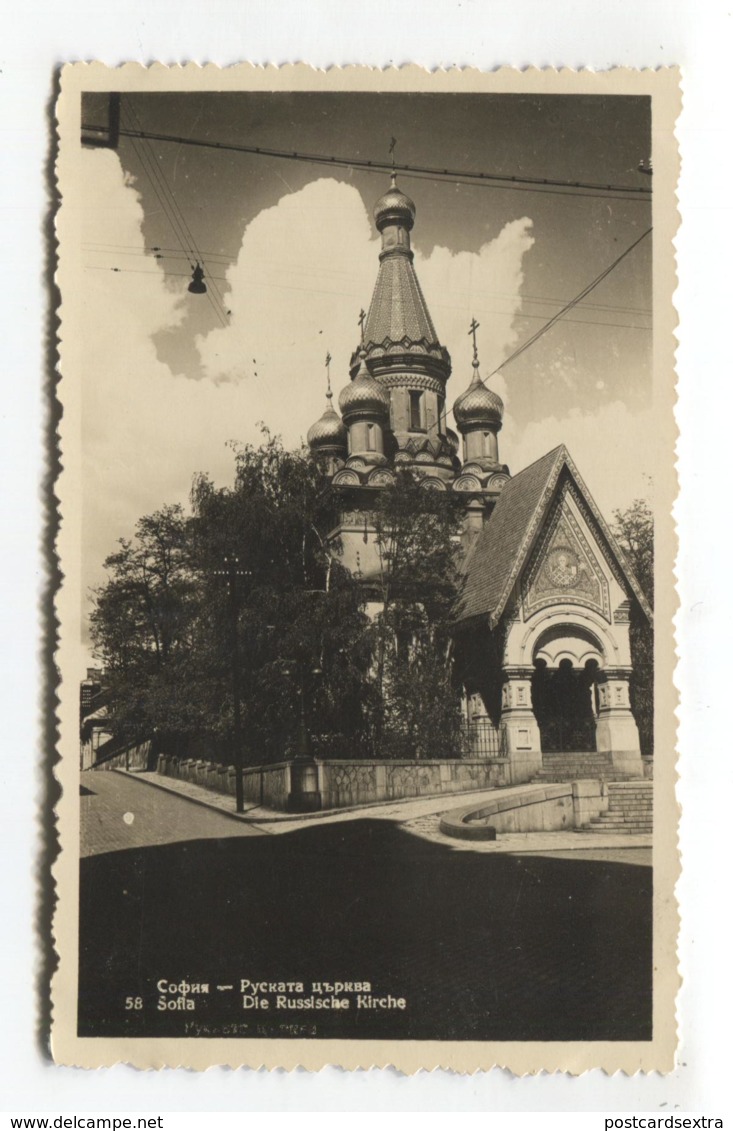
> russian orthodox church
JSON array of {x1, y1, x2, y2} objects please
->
[{"x1": 306, "y1": 175, "x2": 652, "y2": 784}]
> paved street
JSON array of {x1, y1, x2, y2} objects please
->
[
  {"x1": 102, "y1": 769, "x2": 653, "y2": 860},
  {"x1": 79, "y1": 769, "x2": 652, "y2": 1044},
  {"x1": 80, "y1": 770, "x2": 264, "y2": 857}
]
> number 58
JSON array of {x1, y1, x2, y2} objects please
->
[{"x1": 125, "y1": 996, "x2": 143, "y2": 1010}]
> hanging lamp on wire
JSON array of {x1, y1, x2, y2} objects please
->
[{"x1": 188, "y1": 262, "x2": 207, "y2": 294}]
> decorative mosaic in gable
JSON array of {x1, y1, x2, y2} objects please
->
[{"x1": 522, "y1": 491, "x2": 611, "y2": 621}]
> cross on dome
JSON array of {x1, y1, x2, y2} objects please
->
[
  {"x1": 469, "y1": 317, "x2": 481, "y2": 365},
  {"x1": 307, "y1": 348, "x2": 347, "y2": 453},
  {"x1": 325, "y1": 351, "x2": 333, "y2": 403},
  {"x1": 453, "y1": 315, "x2": 504, "y2": 430}
]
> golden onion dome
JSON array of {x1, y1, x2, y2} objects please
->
[
  {"x1": 373, "y1": 173, "x2": 416, "y2": 232},
  {"x1": 338, "y1": 353, "x2": 391, "y2": 420},
  {"x1": 453, "y1": 360, "x2": 504, "y2": 429},
  {"x1": 307, "y1": 402, "x2": 347, "y2": 450}
]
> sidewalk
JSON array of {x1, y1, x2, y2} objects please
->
[
  {"x1": 112, "y1": 767, "x2": 532, "y2": 830},
  {"x1": 111, "y1": 769, "x2": 652, "y2": 858},
  {"x1": 405, "y1": 811, "x2": 652, "y2": 861}
]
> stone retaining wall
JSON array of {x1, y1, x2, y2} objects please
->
[
  {"x1": 93, "y1": 739, "x2": 153, "y2": 772},
  {"x1": 157, "y1": 755, "x2": 292, "y2": 810},
  {"x1": 440, "y1": 779, "x2": 609, "y2": 841},
  {"x1": 154, "y1": 754, "x2": 510, "y2": 812},
  {"x1": 318, "y1": 758, "x2": 509, "y2": 810}
]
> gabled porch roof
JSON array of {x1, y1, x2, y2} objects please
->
[{"x1": 455, "y1": 444, "x2": 653, "y2": 629}]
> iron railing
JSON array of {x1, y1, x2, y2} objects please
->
[{"x1": 459, "y1": 719, "x2": 504, "y2": 759}]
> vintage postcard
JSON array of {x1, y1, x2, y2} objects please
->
[{"x1": 52, "y1": 64, "x2": 680, "y2": 1073}]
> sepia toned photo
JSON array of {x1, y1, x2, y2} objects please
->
[{"x1": 52, "y1": 64, "x2": 680, "y2": 1073}]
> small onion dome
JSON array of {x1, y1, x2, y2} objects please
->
[
  {"x1": 338, "y1": 353, "x2": 390, "y2": 421},
  {"x1": 307, "y1": 402, "x2": 347, "y2": 451},
  {"x1": 453, "y1": 361, "x2": 504, "y2": 429},
  {"x1": 445, "y1": 427, "x2": 460, "y2": 455},
  {"x1": 373, "y1": 173, "x2": 416, "y2": 232}
]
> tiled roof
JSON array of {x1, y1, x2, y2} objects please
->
[
  {"x1": 364, "y1": 251, "x2": 439, "y2": 347},
  {"x1": 457, "y1": 446, "x2": 566, "y2": 625},
  {"x1": 455, "y1": 445, "x2": 653, "y2": 628}
]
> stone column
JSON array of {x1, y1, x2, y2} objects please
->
[
  {"x1": 500, "y1": 667, "x2": 543, "y2": 783},
  {"x1": 287, "y1": 759, "x2": 322, "y2": 812},
  {"x1": 595, "y1": 668, "x2": 643, "y2": 779}
]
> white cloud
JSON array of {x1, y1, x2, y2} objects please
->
[
  {"x1": 195, "y1": 178, "x2": 534, "y2": 432},
  {"x1": 503, "y1": 401, "x2": 656, "y2": 517},
  {"x1": 195, "y1": 179, "x2": 376, "y2": 446},
  {"x1": 422, "y1": 217, "x2": 535, "y2": 405},
  {"x1": 79, "y1": 167, "x2": 536, "y2": 644},
  {"x1": 79, "y1": 150, "x2": 245, "y2": 615}
]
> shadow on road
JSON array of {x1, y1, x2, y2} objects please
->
[{"x1": 79, "y1": 818, "x2": 652, "y2": 1043}]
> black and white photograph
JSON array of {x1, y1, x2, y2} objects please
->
[{"x1": 52, "y1": 64, "x2": 680, "y2": 1073}]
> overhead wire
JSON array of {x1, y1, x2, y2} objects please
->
[
  {"x1": 485, "y1": 227, "x2": 653, "y2": 379},
  {"x1": 126, "y1": 101, "x2": 231, "y2": 319},
  {"x1": 85, "y1": 265, "x2": 230, "y2": 282},
  {"x1": 122, "y1": 119, "x2": 193, "y2": 260},
  {"x1": 123, "y1": 113, "x2": 230, "y2": 327},
  {"x1": 85, "y1": 106, "x2": 653, "y2": 356},
  {"x1": 83, "y1": 241, "x2": 237, "y2": 261},
  {"x1": 120, "y1": 103, "x2": 230, "y2": 326},
  {"x1": 84, "y1": 122, "x2": 653, "y2": 204},
  {"x1": 84, "y1": 266, "x2": 651, "y2": 331},
  {"x1": 82, "y1": 243, "x2": 652, "y2": 319},
  {"x1": 123, "y1": 125, "x2": 227, "y2": 325},
  {"x1": 510, "y1": 311, "x2": 650, "y2": 332},
  {"x1": 366, "y1": 165, "x2": 648, "y2": 204}
]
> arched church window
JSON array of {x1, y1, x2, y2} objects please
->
[
  {"x1": 410, "y1": 390, "x2": 425, "y2": 431},
  {"x1": 366, "y1": 422, "x2": 376, "y2": 451}
]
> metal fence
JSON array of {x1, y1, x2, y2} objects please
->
[{"x1": 458, "y1": 719, "x2": 504, "y2": 759}]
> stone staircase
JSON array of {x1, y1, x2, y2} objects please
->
[
  {"x1": 583, "y1": 781, "x2": 653, "y2": 834},
  {"x1": 532, "y1": 752, "x2": 635, "y2": 784}
]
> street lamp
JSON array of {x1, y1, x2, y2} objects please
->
[
  {"x1": 188, "y1": 263, "x2": 207, "y2": 294},
  {"x1": 285, "y1": 659, "x2": 323, "y2": 812},
  {"x1": 212, "y1": 554, "x2": 251, "y2": 813},
  {"x1": 291, "y1": 660, "x2": 323, "y2": 762}
]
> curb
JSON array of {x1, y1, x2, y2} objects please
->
[
  {"x1": 110, "y1": 769, "x2": 273, "y2": 831},
  {"x1": 114, "y1": 769, "x2": 504, "y2": 825},
  {"x1": 110, "y1": 771, "x2": 652, "y2": 852}
]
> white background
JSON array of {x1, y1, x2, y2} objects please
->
[{"x1": 1, "y1": 0, "x2": 731, "y2": 1115}]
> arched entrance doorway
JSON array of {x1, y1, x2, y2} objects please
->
[{"x1": 530, "y1": 625, "x2": 604, "y2": 754}]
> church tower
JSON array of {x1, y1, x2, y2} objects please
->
[
  {"x1": 307, "y1": 356, "x2": 348, "y2": 478},
  {"x1": 306, "y1": 173, "x2": 511, "y2": 585},
  {"x1": 303, "y1": 173, "x2": 650, "y2": 786},
  {"x1": 452, "y1": 318, "x2": 511, "y2": 546},
  {"x1": 341, "y1": 173, "x2": 458, "y2": 486},
  {"x1": 338, "y1": 349, "x2": 391, "y2": 467}
]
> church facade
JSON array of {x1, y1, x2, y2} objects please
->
[{"x1": 306, "y1": 175, "x2": 652, "y2": 785}]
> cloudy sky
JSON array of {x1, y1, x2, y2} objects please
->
[{"x1": 78, "y1": 91, "x2": 653, "y2": 652}]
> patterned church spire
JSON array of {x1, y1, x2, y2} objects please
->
[{"x1": 350, "y1": 173, "x2": 451, "y2": 385}]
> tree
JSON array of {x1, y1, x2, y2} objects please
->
[
  {"x1": 612, "y1": 498, "x2": 653, "y2": 601},
  {"x1": 368, "y1": 473, "x2": 465, "y2": 759},
  {"x1": 188, "y1": 430, "x2": 372, "y2": 763},
  {"x1": 89, "y1": 504, "x2": 200, "y2": 748},
  {"x1": 90, "y1": 437, "x2": 468, "y2": 767},
  {"x1": 612, "y1": 498, "x2": 654, "y2": 758}
]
